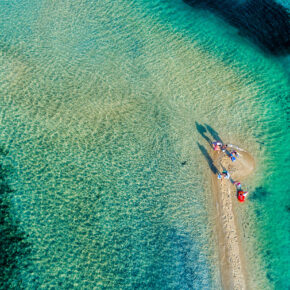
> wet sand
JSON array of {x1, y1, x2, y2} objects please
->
[{"x1": 211, "y1": 149, "x2": 255, "y2": 289}]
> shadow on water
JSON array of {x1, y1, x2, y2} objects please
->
[
  {"x1": 0, "y1": 148, "x2": 30, "y2": 288},
  {"x1": 183, "y1": 0, "x2": 290, "y2": 56},
  {"x1": 197, "y1": 142, "x2": 219, "y2": 174},
  {"x1": 195, "y1": 122, "x2": 212, "y2": 145},
  {"x1": 195, "y1": 122, "x2": 224, "y2": 174},
  {"x1": 204, "y1": 123, "x2": 223, "y2": 143}
]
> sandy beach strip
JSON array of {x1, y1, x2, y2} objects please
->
[{"x1": 211, "y1": 150, "x2": 255, "y2": 290}]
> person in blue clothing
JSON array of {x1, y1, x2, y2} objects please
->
[{"x1": 230, "y1": 150, "x2": 239, "y2": 162}]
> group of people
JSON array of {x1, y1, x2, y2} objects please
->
[
  {"x1": 212, "y1": 141, "x2": 248, "y2": 203},
  {"x1": 212, "y1": 141, "x2": 239, "y2": 162}
]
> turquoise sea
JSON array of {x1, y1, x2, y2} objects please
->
[{"x1": 0, "y1": 0, "x2": 289, "y2": 289}]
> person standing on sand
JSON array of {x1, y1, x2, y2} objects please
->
[
  {"x1": 234, "y1": 181, "x2": 248, "y2": 202},
  {"x1": 218, "y1": 170, "x2": 230, "y2": 180},
  {"x1": 212, "y1": 141, "x2": 222, "y2": 151},
  {"x1": 237, "y1": 190, "x2": 248, "y2": 203},
  {"x1": 230, "y1": 150, "x2": 238, "y2": 162},
  {"x1": 234, "y1": 181, "x2": 242, "y2": 189},
  {"x1": 221, "y1": 144, "x2": 227, "y2": 153}
]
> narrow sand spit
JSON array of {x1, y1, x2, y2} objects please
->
[{"x1": 211, "y1": 149, "x2": 255, "y2": 290}]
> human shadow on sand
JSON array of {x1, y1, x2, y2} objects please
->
[{"x1": 197, "y1": 142, "x2": 219, "y2": 174}]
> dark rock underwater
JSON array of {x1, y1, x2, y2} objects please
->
[{"x1": 183, "y1": 0, "x2": 290, "y2": 55}]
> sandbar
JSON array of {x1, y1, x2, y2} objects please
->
[{"x1": 211, "y1": 149, "x2": 255, "y2": 289}]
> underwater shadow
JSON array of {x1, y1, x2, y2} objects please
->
[
  {"x1": 249, "y1": 186, "x2": 270, "y2": 201},
  {"x1": 197, "y1": 142, "x2": 219, "y2": 174},
  {"x1": 183, "y1": 0, "x2": 290, "y2": 56},
  {"x1": 0, "y1": 153, "x2": 31, "y2": 288}
]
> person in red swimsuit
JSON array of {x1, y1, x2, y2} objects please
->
[{"x1": 237, "y1": 190, "x2": 248, "y2": 203}]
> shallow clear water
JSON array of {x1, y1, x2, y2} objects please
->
[{"x1": 0, "y1": 0, "x2": 289, "y2": 289}]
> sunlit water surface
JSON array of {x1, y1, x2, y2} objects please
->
[{"x1": 0, "y1": 0, "x2": 289, "y2": 288}]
